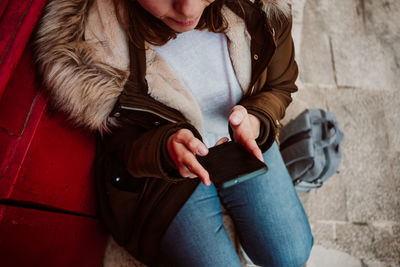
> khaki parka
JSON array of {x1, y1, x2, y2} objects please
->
[{"x1": 34, "y1": 0, "x2": 297, "y2": 265}]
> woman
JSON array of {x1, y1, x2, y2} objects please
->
[{"x1": 34, "y1": 0, "x2": 313, "y2": 266}]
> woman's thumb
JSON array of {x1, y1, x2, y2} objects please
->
[{"x1": 229, "y1": 112, "x2": 242, "y2": 126}]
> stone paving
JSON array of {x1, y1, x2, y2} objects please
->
[
  {"x1": 103, "y1": 0, "x2": 400, "y2": 266},
  {"x1": 290, "y1": 0, "x2": 400, "y2": 266}
]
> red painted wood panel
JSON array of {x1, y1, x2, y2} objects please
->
[
  {"x1": 0, "y1": 0, "x2": 48, "y2": 97},
  {"x1": 0, "y1": 1, "x2": 107, "y2": 265},
  {"x1": 0, "y1": 46, "x2": 39, "y2": 135},
  {"x1": 11, "y1": 111, "x2": 98, "y2": 216},
  {"x1": 0, "y1": 204, "x2": 108, "y2": 267},
  {"x1": 0, "y1": 1, "x2": 8, "y2": 19},
  {"x1": 0, "y1": 2, "x2": 98, "y2": 217},
  {"x1": 0, "y1": 45, "x2": 98, "y2": 216},
  {"x1": 0, "y1": 88, "x2": 47, "y2": 201}
]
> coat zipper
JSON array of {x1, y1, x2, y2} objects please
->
[{"x1": 120, "y1": 105, "x2": 178, "y2": 124}]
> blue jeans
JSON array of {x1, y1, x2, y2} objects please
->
[{"x1": 160, "y1": 142, "x2": 313, "y2": 267}]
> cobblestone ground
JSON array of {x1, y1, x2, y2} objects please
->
[{"x1": 103, "y1": 0, "x2": 400, "y2": 266}]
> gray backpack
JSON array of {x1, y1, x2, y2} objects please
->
[{"x1": 279, "y1": 109, "x2": 344, "y2": 192}]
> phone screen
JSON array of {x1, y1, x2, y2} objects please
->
[{"x1": 196, "y1": 141, "x2": 268, "y2": 188}]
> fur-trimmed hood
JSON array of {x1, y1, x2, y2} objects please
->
[{"x1": 34, "y1": 0, "x2": 291, "y2": 133}]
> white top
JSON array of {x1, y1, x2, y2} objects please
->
[{"x1": 154, "y1": 30, "x2": 243, "y2": 147}]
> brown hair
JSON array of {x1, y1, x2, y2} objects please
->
[{"x1": 113, "y1": 0, "x2": 228, "y2": 48}]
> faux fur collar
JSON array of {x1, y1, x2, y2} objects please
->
[
  {"x1": 34, "y1": 0, "x2": 290, "y2": 133},
  {"x1": 260, "y1": 0, "x2": 291, "y2": 21}
]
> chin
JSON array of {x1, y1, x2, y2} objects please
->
[
  {"x1": 164, "y1": 17, "x2": 200, "y2": 33},
  {"x1": 173, "y1": 26, "x2": 197, "y2": 33}
]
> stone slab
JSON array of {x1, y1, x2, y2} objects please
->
[
  {"x1": 298, "y1": 0, "x2": 360, "y2": 86},
  {"x1": 335, "y1": 223, "x2": 400, "y2": 263},
  {"x1": 298, "y1": 12, "x2": 336, "y2": 85},
  {"x1": 328, "y1": 89, "x2": 400, "y2": 222},
  {"x1": 326, "y1": 88, "x2": 390, "y2": 154},
  {"x1": 338, "y1": 143, "x2": 400, "y2": 222},
  {"x1": 289, "y1": 0, "x2": 306, "y2": 58},
  {"x1": 382, "y1": 91, "x2": 400, "y2": 152},
  {"x1": 301, "y1": 170, "x2": 348, "y2": 222},
  {"x1": 361, "y1": 261, "x2": 400, "y2": 267},
  {"x1": 307, "y1": 245, "x2": 362, "y2": 267},
  {"x1": 298, "y1": 0, "x2": 400, "y2": 90},
  {"x1": 335, "y1": 223, "x2": 377, "y2": 260},
  {"x1": 360, "y1": 0, "x2": 400, "y2": 77},
  {"x1": 281, "y1": 84, "x2": 329, "y2": 125},
  {"x1": 372, "y1": 227, "x2": 400, "y2": 263},
  {"x1": 103, "y1": 237, "x2": 145, "y2": 267},
  {"x1": 331, "y1": 32, "x2": 399, "y2": 90},
  {"x1": 310, "y1": 222, "x2": 335, "y2": 243}
]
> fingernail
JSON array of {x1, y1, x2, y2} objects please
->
[
  {"x1": 231, "y1": 115, "x2": 240, "y2": 125},
  {"x1": 197, "y1": 145, "x2": 208, "y2": 156}
]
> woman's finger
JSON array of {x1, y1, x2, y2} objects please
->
[
  {"x1": 174, "y1": 129, "x2": 208, "y2": 156},
  {"x1": 178, "y1": 165, "x2": 197, "y2": 179},
  {"x1": 167, "y1": 130, "x2": 211, "y2": 185},
  {"x1": 176, "y1": 150, "x2": 211, "y2": 186},
  {"x1": 242, "y1": 138, "x2": 264, "y2": 162},
  {"x1": 186, "y1": 157, "x2": 211, "y2": 186},
  {"x1": 214, "y1": 137, "x2": 229, "y2": 146},
  {"x1": 229, "y1": 105, "x2": 247, "y2": 126}
]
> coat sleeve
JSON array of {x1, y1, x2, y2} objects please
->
[
  {"x1": 103, "y1": 119, "x2": 201, "y2": 182},
  {"x1": 239, "y1": 16, "x2": 298, "y2": 152}
]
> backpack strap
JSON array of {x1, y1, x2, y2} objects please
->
[
  {"x1": 279, "y1": 110, "x2": 312, "y2": 145},
  {"x1": 313, "y1": 111, "x2": 340, "y2": 148},
  {"x1": 312, "y1": 110, "x2": 344, "y2": 184},
  {"x1": 280, "y1": 138, "x2": 314, "y2": 181},
  {"x1": 281, "y1": 138, "x2": 314, "y2": 166},
  {"x1": 294, "y1": 180, "x2": 324, "y2": 192}
]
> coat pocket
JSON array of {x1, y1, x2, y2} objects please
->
[{"x1": 95, "y1": 137, "x2": 147, "y2": 245}]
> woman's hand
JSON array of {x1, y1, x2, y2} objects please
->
[
  {"x1": 229, "y1": 105, "x2": 264, "y2": 162},
  {"x1": 167, "y1": 129, "x2": 211, "y2": 186}
]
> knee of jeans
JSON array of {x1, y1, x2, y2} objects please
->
[
  {"x1": 253, "y1": 232, "x2": 314, "y2": 267},
  {"x1": 275, "y1": 235, "x2": 313, "y2": 267}
]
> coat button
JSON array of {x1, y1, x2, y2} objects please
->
[
  {"x1": 153, "y1": 121, "x2": 160, "y2": 126},
  {"x1": 276, "y1": 119, "x2": 280, "y2": 126},
  {"x1": 114, "y1": 112, "x2": 121, "y2": 118},
  {"x1": 253, "y1": 54, "x2": 259, "y2": 60}
]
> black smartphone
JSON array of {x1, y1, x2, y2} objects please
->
[{"x1": 196, "y1": 141, "x2": 268, "y2": 189}]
